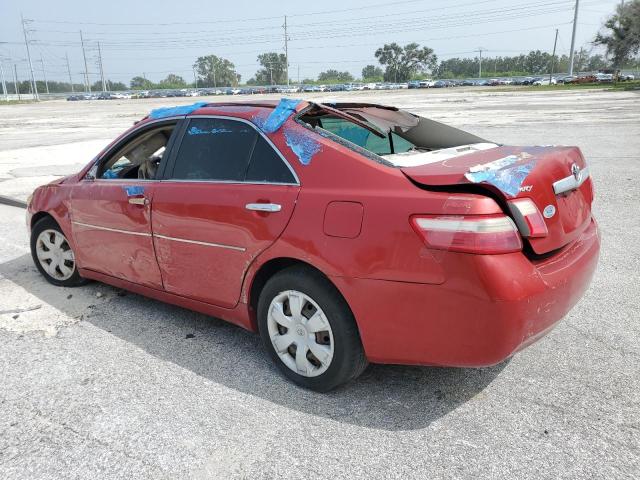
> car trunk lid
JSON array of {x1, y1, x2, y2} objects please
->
[{"x1": 399, "y1": 145, "x2": 593, "y2": 254}]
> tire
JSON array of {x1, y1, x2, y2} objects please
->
[
  {"x1": 30, "y1": 216, "x2": 87, "y2": 287},
  {"x1": 258, "y1": 265, "x2": 368, "y2": 392}
]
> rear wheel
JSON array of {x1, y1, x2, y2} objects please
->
[
  {"x1": 30, "y1": 217, "x2": 87, "y2": 287},
  {"x1": 258, "y1": 265, "x2": 368, "y2": 391}
]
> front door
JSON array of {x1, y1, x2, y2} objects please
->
[
  {"x1": 151, "y1": 116, "x2": 300, "y2": 308},
  {"x1": 70, "y1": 120, "x2": 180, "y2": 288}
]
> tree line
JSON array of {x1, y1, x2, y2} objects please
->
[
  {"x1": 3, "y1": 79, "x2": 127, "y2": 95},
  {"x1": 183, "y1": 3, "x2": 638, "y2": 87}
]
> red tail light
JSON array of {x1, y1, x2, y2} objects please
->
[
  {"x1": 410, "y1": 215, "x2": 523, "y2": 254},
  {"x1": 508, "y1": 198, "x2": 548, "y2": 238}
]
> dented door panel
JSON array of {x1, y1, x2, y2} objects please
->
[
  {"x1": 151, "y1": 182, "x2": 299, "y2": 308},
  {"x1": 69, "y1": 180, "x2": 163, "y2": 288}
]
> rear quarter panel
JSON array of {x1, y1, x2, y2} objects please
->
[{"x1": 243, "y1": 118, "x2": 506, "y2": 295}]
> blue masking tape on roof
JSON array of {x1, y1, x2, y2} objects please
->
[
  {"x1": 261, "y1": 98, "x2": 302, "y2": 133},
  {"x1": 149, "y1": 102, "x2": 208, "y2": 119},
  {"x1": 284, "y1": 129, "x2": 322, "y2": 166}
]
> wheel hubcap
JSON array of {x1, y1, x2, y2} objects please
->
[
  {"x1": 267, "y1": 290, "x2": 334, "y2": 377},
  {"x1": 36, "y1": 229, "x2": 76, "y2": 281}
]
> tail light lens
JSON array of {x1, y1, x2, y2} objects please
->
[
  {"x1": 410, "y1": 215, "x2": 522, "y2": 254},
  {"x1": 508, "y1": 198, "x2": 548, "y2": 238}
]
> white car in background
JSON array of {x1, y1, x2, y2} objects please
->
[
  {"x1": 533, "y1": 77, "x2": 557, "y2": 86},
  {"x1": 595, "y1": 73, "x2": 614, "y2": 83}
]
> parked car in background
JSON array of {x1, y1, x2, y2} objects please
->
[
  {"x1": 595, "y1": 73, "x2": 614, "y2": 83},
  {"x1": 533, "y1": 77, "x2": 557, "y2": 86}
]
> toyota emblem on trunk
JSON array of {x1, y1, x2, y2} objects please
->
[{"x1": 571, "y1": 163, "x2": 582, "y2": 182}]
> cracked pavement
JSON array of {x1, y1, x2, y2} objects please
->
[{"x1": 0, "y1": 88, "x2": 639, "y2": 479}]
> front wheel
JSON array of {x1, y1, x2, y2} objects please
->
[
  {"x1": 258, "y1": 266, "x2": 368, "y2": 392},
  {"x1": 30, "y1": 217, "x2": 87, "y2": 287}
]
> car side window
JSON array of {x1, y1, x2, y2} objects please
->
[
  {"x1": 99, "y1": 124, "x2": 176, "y2": 180},
  {"x1": 319, "y1": 116, "x2": 414, "y2": 156},
  {"x1": 171, "y1": 118, "x2": 257, "y2": 181},
  {"x1": 246, "y1": 134, "x2": 296, "y2": 184}
]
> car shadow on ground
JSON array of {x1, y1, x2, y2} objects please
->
[{"x1": 1, "y1": 253, "x2": 508, "y2": 431}]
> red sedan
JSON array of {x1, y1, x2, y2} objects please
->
[{"x1": 27, "y1": 99, "x2": 600, "y2": 391}]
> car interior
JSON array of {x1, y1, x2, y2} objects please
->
[
  {"x1": 299, "y1": 104, "x2": 488, "y2": 159},
  {"x1": 100, "y1": 125, "x2": 175, "y2": 180}
]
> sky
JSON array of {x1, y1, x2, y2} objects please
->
[{"x1": 0, "y1": 0, "x2": 623, "y2": 85}]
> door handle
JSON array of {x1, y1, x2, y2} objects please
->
[
  {"x1": 128, "y1": 196, "x2": 148, "y2": 206},
  {"x1": 245, "y1": 203, "x2": 281, "y2": 212}
]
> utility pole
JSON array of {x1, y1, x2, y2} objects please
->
[
  {"x1": 21, "y1": 13, "x2": 39, "y2": 100},
  {"x1": 283, "y1": 15, "x2": 289, "y2": 86},
  {"x1": 0, "y1": 62, "x2": 7, "y2": 101},
  {"x1": 297, "y1": 65, "x2": 300, "y2": 85},
  {"x1": 65, "y1": 52, "x2": 74, "y2": 92},
  {"x1": 478, "y1": 48, "x2": 484, "y2": 78},
  {"x1": 80, "y1": 30, "x2": 91, "y2": 92},
  {"x1": 97, "y1": 42, "x2": 107, "y2": 92},
  {"x1": 193, "y1": 67, "x2": 198, "y2": 89},
  {"x1": 40, "y1": 55, "x2": 49, "y2": 94},
  {"x1": 13, "y1": 64, "x2": 21, "y2": 101},
  {"x1": 549, "y1": 28, "x2": 559, "y2": 84},
  {"x1": 568, "y1": 0, "x2": 580, "y2": 75}
]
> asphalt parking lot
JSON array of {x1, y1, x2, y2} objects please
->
[{"x1": 0, "y1": 88, "x2": 639, "y2": 479}]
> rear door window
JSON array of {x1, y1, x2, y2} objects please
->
[
  {"x1": 246, "y1": 135, "x2": 296, "y2": 184},
  {"x1": 171, "y1": 118, "x2": 257, "y2": 181}
]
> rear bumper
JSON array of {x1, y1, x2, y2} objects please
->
[{"x1": 332, "y1": 217, "x2": 600, "y2": 367}]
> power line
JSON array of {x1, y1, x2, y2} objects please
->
[
  {"x1": 29, "y1": 0, "x2": 426, "y2": 27},
  {"x1": 21, "y1": 13, "x2": 39, "y2": 100},
  {"x1": 20, "y1": 0, "x2": 588, "y2": 49},
  {"x1": 5, "y1": 0, "x2": 610, "y2": 84}
]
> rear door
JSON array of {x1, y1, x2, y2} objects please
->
[
  {"x1": 151, "y1": 116, "x2": 300, "y2": 308},
  {"x1": 69, "y1": 119, "x2": 181, "y2": 288}
]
